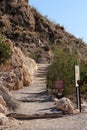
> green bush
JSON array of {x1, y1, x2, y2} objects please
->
[
  {"x1": 0, "y1": 36, "x2": 12, "y2": 64},
  {"x1": 80, "y1": 63, "x2": 87, "y2": 96},
  {"x1": 47, "y1": 47, "x2": 78, "y2": 96}
]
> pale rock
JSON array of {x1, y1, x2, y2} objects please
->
[
  {"x1": 0, "y1": 113, "x2": 8, "y2": 125},
  {"x1": 11, "y1": 47, "x2": 23, "y2": 68},
  {"x1": 6, "y1": 70, "x2": 23, "y2": 90},
  {"x1": 12, "y1": 47, "x2": 37, "y2": 83},
  {"x1": 14, "y1": 77, "x2": 23, "y2": 90},
  {"x1": 23, "y1": 64, "x2": 32, "y2": 86},
  {"x1": 24, "y1": 57, "x2": 37, "y2": 76},
  {"x1": 0, "y1": 95, "x2": 6, "y2": 107},
  {"x1": 0, "y1": 46, "x2": 37, "y2": 91},
  {"x1": 0, "y1": 104, "x2": 6, "y2": 114},
  {"x1": 6, "y1": 83, "x2": 15, "y2": 90},
  {"x1": 54, "y1": 97, "x2": 78, "y2": 115}
]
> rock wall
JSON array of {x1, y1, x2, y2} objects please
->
[
  {"x1": 0, "y1": 95, "x2": 8, "y2": 125},
  {"x1": 0, "y1": 39, "x2": 37, "y2": 90},
  {"x1": 0, "y1": 38, "x2": 37, "y2": 118}
]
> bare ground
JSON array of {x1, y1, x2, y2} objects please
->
[{"x1": 1, "y1": 63, "x2": 87, "y2": 130}]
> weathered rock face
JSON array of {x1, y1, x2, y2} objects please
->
[
  {"x1": 0, "y1": 0, "x2": 35, "y2": 34},
  {"x1": 54, "y1": 97, "x2": 78, "y2": 115},
  {"x1": 0, "y1": 42, "x2": 37, "y2": 90},
  {"x1": 11, "y1": 46, "x2": 37, "y2": 87},
  {"x1": 0, "y1": 113, "x2": 8, "y2": 125},
  {"x1": 0, "y1": 95, "x2": 6, "y2": 107},
  {"x1": 0, "y1": 84, "x2": 18, "y2": 110},
  {"x1": 0, "y1": 96, "x2": 6, "y2": 114},
  {"x1": 23, "y1": 64, "x2": 32, "y2": 86},
  {"x1": 0, "y1": 95, "x2": 8, "y2": 125}
]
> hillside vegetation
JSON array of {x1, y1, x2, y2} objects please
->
[
  {"x1": 0, "y1": 0, "x2": 87, "y2": 98},
  {"x1": 47, "y1": 46, "x2": 87, "y2": 98}
]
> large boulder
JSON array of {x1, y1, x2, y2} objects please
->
[
  {"x1": 54, "y1": 97, "x2": 78, "y2": 115},
  {"x1": 23, "y1": 57, "x2": 37, "y2": 80},
  {"x1": 12, "y1": 47, "x2": 37, "y2": 87},
  {"x1": 2, "y1": 70, "x2": 23, "y2": 90},
  {"x1": 11, "y1": 47, "x2": 24, "y2": 68},
  {"x1": 6, "y1": 46, "x2": 37, "y2": 89}
]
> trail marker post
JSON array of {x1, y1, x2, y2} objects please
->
[{"x1": 75, "y1": 65, "x2": 82, "y2": 112}]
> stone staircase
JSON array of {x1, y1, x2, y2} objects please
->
[{"x1": 9, "y1": 63, "x2": 63, "y2": 119}]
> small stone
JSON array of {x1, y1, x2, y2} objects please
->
[{"x1": 19, "y1": 121, "x2": 22, "y2": 124}]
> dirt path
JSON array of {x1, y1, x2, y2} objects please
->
[
  {"x1": 9, "y1": 63, "x2": 61, "y2": 115},
  {"x1": 1, "y1": 63, "x2": 87, "y2": 130}
]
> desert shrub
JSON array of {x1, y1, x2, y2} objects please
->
[
  {"x1": 0, "y1": 36, "x2": 12, "y2": 64},
  {"x1": 80, "y1": 64, "x2": 87, "y2": 84},
  {"x1": 47, "y1": 47, "x2": 78, "y2": 96},
  {"x1": 80, "y1": 62, "x2": 87, "y2": 96}
]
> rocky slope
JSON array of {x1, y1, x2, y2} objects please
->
[
  {"x1": 0, "y1": 0, "x2": 87, "y2": 62},
  {"x1": 0, "y1": 0, "x2": 87, "y2": 125},
  {"x1": 0, "y1": 37, "x2": 37, "y2": 90},
  {"x1": 0, "y1": 35, "x2": 37, "y2": 117}
]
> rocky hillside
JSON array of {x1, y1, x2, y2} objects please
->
[
  {"x1": 0, "y1": 0, "x2": 87, "y2": 62},
  {"x1": 0, "y1": 35, "x2": 37, "y2": 119},
  {"x1": 0, "y1": 36, "x2": 37, "y2": 90}
]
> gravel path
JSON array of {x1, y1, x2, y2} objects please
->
[{"x1": 1, "y1": 63, "x2": 87, "y2": 130}]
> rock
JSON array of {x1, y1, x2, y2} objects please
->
[
  {"x1": 24, "y1": 57, "x2": 37, "y2": 76},
  {"x1": 0, "y1": 113, "x2": 8, "y2": 125},
  {"x1": 0, "y1": 95, "x2": 7, "y2": 115},
  {"x1": 14, "y1": 78, "x2": 23, "y2": 90},
  {"x1": 0, "y1": 95, "x2": 8, "y2": 125},
  {"x1": 12, "y1": 47, "x2": 37, "y2": 85},
  {"x1": 11, "y1": 47, "x2": 23, "y2": 68},
  {"x1": 0, "y1": 95, "x2": 6, "y2": 107},
  {"x1": 0, "y1": 62, "x2": 11, "y2": 72},
  {"x1": 6, "y1": 69, "x2": 23, "y2": 90},
  {"x1": 0, "y1": 104, "x2": 6, "y2": 114},
  {"x1": 6, "y1": 83, "x2": 15, "y2": 90},
  {"x1": 0, "y1": 45, "x2": 37, "y2": 91},
  {"x1": 54, "y1": 97, "x2": 78, "y2": 115},
  {"x1": 23, "y1": 64, "x2": 32, "y2": 86},
  {"x1": 14, "y1": 68, "x2": 23, "y2": 89},
  {"x1": 0, "y1": 85, "x2": 18, "y2": 110},
  {"x1": 81, "y1": 100, "x2": 87, "y2": 112}
]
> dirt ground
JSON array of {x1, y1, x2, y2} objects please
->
[{"x1": 1, "y1": 113, "x2": 87, "y2": 130}]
